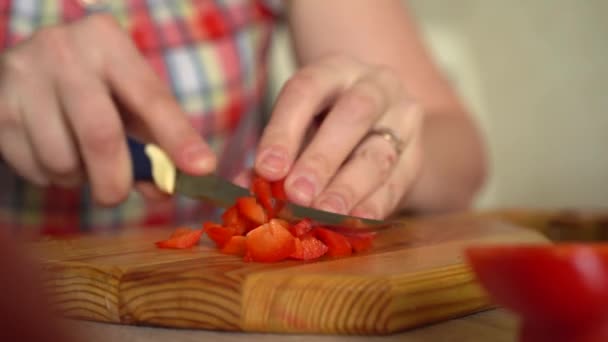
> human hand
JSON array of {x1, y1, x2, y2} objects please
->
[
  {"x1": 254, "y1": 55, "x2": 424, "y2": 220},
  {"x1": 0, "y1": 14, "x2": 215, "y2": 205}
]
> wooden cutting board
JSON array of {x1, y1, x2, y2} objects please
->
[{"x1": 30, "y1": 213, "x2": 548, "y2": 335}]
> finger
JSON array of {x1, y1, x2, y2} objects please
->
[
  {"x1": 18, "y1": 72, "x2": 83, "y2": 188},
  {"x1": 135, "y1": 182, "x2": 171, "y2": 202},
  {"x1": 284, "y1": 71, "x2": 394, "y2": 206},
  {"x1": 0, "y1": 122, "x2": 49, "y2": 186},
  {"x1": 351, "y1": 132, "x2": 424, "y2": 220},
  {"x1": 55, "y1": 62, "x2": 131, "y2": 206},
  {"x1": 232, "y1": 168, "x2": 252, "y2": 188},
  {"x1": 69, "y1": 15, "x2": 216, "y2": 175},
  {"x1": 313, "y1": 101, "x2": 421, "y2": 214},
  {"x1": 254, "y1": 56, "x2": 361, "y2": 180}
]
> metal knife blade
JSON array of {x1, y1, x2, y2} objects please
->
[
  {"x1": 174, "y1": 173, "x2": 393, "y2": 233},
  {"x1": 128, "y1": 136, "x2": 394, "y2": 233}
]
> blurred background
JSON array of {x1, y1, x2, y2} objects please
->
[{"x1": 265, "y1": 0, "x2": 608, "y2": 210}]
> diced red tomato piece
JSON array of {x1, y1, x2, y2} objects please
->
[
  {"x1": 220, "y1": 236, "x2": 247, "y2": 256},
  {"x1": 156, "y1": 228, "x2": 204, "y2": 249},
  {"x1": 466, "y1": 244, "x2": 608, "y2": 342},
  {"x1": 289, "y1": 218, "x2": 315, "y2": 237},
  {"x1": 237, "y1": 197, "x2": 268, "y2": 225},
  {"x1": 169, "y1": 227, "x2": 194, "y2": 238},
  {"x1": 203, "y1": 222, "x2": 236, "y2": 247},
  {"x1": 290, "y1": 234, "x2": 328, "y2": 260},
  {"x1": 221, "y1": 206, "x2": 250, "y2": 235},
  {"x1": 245, "y1": 219, "x2": 296, "y2": 262},
  {"x1": 251, "y1": 175, "x2": 274, "y2": 217},
  {"x1": 270, "y1": 178, "x2": 287, "y2": 200},
  {"x1": 313, "y1": 227, "x2": 353, "y2": 257},
  {"x1": 345, "y1": 233, "x2": 375, "y2": 253}
]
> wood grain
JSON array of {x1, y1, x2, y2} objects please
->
[{"x1": 32, "y1": 213, "x2": 547, "y2": 335}]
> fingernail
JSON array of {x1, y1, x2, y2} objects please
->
[
  {"x1": 184, "y1": 144, "x2": 216, "y2": 173},
  {"x1": 289, "y1": 175, "x2": 316, "y2": 205},
  {"x1": 318, "y1": 194, "x2": 347, "y2": 215},
  {"x1": 257, "y1": 147, "x2": 288, "y2": 176}
]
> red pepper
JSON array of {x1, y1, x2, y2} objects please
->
[
  {"x1": 290, "y1": 234, "x2": 329, "y2": 260},
  {"x1": 220, "y1": 236, "x2": 247, "y2": 256},
  {"x1": 270, "y1": 178, "x2": 288, "y2": 200},
  {"x1": 289, "y1": 218, "x2": 315, "y2": 237},
  {"x1": 466, "y1": 244, "x2": 608, "y2": 342},
  {"x1": 203, "y1": 222, "x2": 236, "y2": 247},
  {"x1": 155, "y1": 227, "x2": 204, "y2": 249},
  {"x1": 251, "y1": 175, "x2": 274, "y2": 218},
  {"x1": 313, "y1": 227, "x2": 353, "y2": 257},
  {"x1": 245, "y1": 219, "x2": 296, "y2": 263},
  {"x1": 236, "y1": 197, "x2": 268, "y2": 226}
]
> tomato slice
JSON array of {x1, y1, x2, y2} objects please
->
[
  {"x1": 169, "y1": 227, "x2": 194, "y2": 239},
  {"x1": 289, "y1": 218, "x2": 315, "y2": 237},
  {"x1": 237, "y1": 197, "x2": 268, "y2": 225},
  {"x1": 290, "y1": 234, "x2": 328, "y2": 260},
  {"x1": 270, "y1": 178, "x2": 287, "y2": 200},
  {"x1": 313, "y1": 227, "x2": 353, "y2": 257},
  {"x1": 466, "y1": 244, "x2": 608, "y2": 342},
  {"x1": 221, "y1": 206, "x2": 250, "y2": 235},
  {"x1": 220, "y1": 235, "x2": 247, "y2": 256},
  {"x1": 344, "y1": 233, "x2": 375, "y2": 253},
  {"x1": 203, "y1": 222, "x2": 236, "y2": 247},
  {"x1": 251, "y1": 175, "x2": 274, "y2": 217},
  {"x1": 156, "y1": 228, "x2": 204, "y2": 249},
  {"x1": 245, "y1": 219, "x2": 296, "y2": 262}
]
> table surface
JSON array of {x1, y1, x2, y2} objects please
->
[{"x1": 66, "y1": 308, "x2": 518, "y2": 342}]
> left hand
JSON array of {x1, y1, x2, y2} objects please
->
[{"x1": 253, "y1": 55, "x2": 424, "y2": 220}]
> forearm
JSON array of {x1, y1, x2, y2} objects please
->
[{"x1": 399, "y1": 112, "x2": 488, "y2": 215}]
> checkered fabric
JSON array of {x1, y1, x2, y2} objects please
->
[{"x1": 0, "y1": 0, "x2": 277, "y2": 235}]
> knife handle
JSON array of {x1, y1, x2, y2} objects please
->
[{"x1": 127, "y1": 136, "x2": 176, "y2": 193}]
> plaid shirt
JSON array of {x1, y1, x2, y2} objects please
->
[{"x1": 0, "y1": 0, "x2": 277, "y2": 235}]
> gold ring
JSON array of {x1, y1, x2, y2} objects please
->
[{"x1": 366, "y1": 127, "x2": 407, "y2": 155}]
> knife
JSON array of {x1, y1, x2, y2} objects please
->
[{"x1": 127, "y1": 137, "x2": 393, "y2": 233}]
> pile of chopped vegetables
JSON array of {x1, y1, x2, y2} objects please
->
[{"x1": 155, "y1": 175, "x2": 375, "y2": 263}]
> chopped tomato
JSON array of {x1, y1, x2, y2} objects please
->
[
  {"x1": 170, "y1": 227, "x2": 194, "y2": 238},
  {"x1": 313, "y1": 227, "x2": 353, "y2": 257},
  {"x1": 220, "y1": 236, "x2": 247, "y2": 256},
  {"x1": 245, "y1": 219, "x2": 296, "y2": 262},
  {"x1": 156, "y1": 228, "x2": 203, "y2": 249},
  {"x1": 289, "y1": 218, "x2": 314, "y2": 237},
  {"x1": 345, "y1": 233, "x2": 375, "y2": 253},
  {"x1": 270, "y1": 178, "x2": 287, "y2": 200},
  {"x1": 203, "y1": 222, "x2": 236, "y2": 247},
  {"x1": 290, "y1": 234, "x2": 328, "y2": 260},
  {"x1": 237, "y1": 197, "x2": 268, "y2": 225},
  {"x1": 466, "y1": 244, "x2": 608, "y2": 342},
  {"x1": 221, "y1": 206, "x2": 250, "y2": 234},
  {"x1": 251, "y1": 175, "x2": 274, "y2": 217}
]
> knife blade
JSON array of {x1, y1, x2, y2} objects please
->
[{"x1": 127, "y1": 137, "x2": 394, "y2": 233}]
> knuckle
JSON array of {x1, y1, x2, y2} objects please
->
[
  {"x1": 32, "y1": 26, "x2": 76, "y2": 64},
  {"x1": 282, "y1": 70, "x2": 319, "y2": 99},
  {"x1": 0, "y1": 100, "x2": 21, "y2": 129},
  {"x1": 81, "y1": 120, "x2": 123, "y2": 156},
  {"x1": 341, "y1": 84, "x2": 384, "y2": 122}
]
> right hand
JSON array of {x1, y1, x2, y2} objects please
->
[{"x1": 0, "y1": 14, "x2": 216, "y2": 205}]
